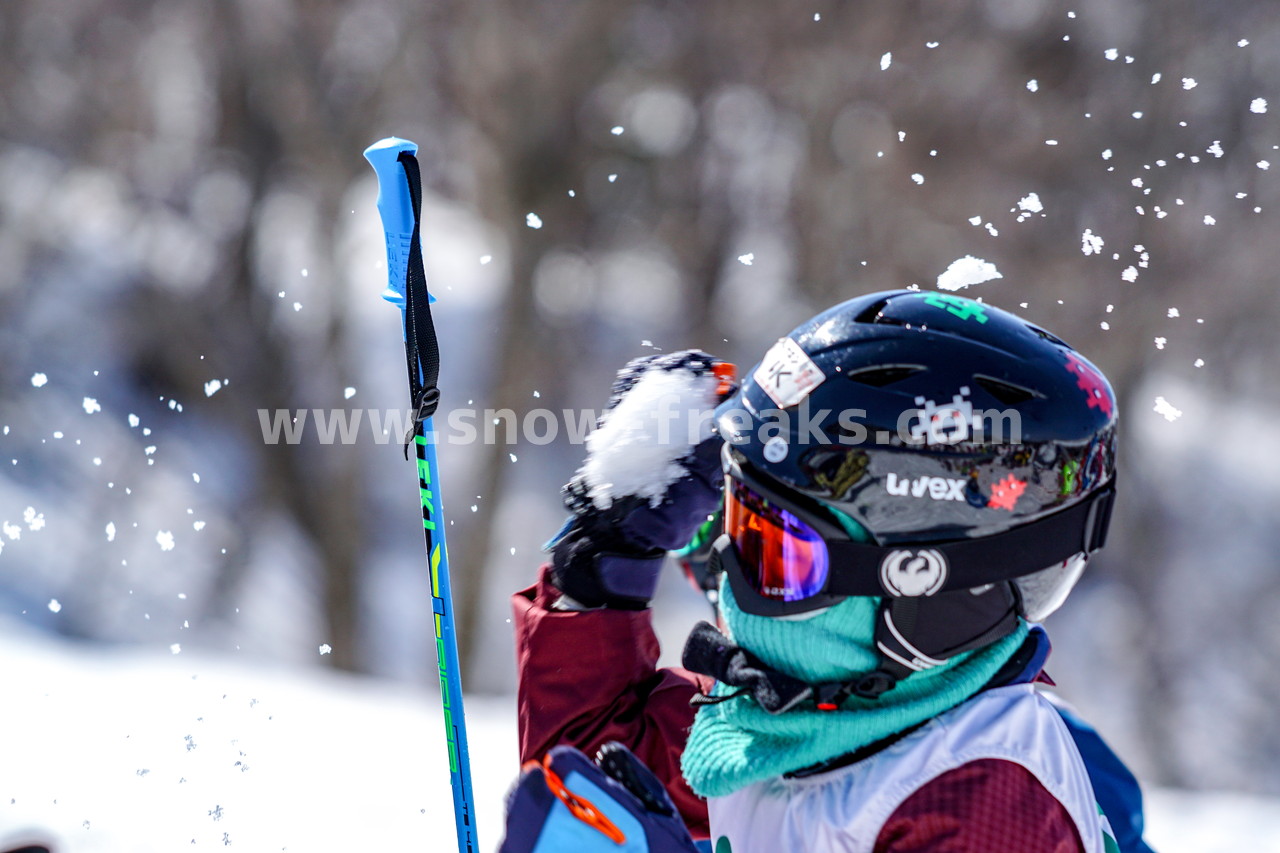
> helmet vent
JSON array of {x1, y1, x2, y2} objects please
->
[
  {"x1": 974, "y1": 374, "x2": 1042, "y2": 404},
  {"x1": 1026, "y1": 324, "x2": 1070, "y2": 348},
  {"x1": 846, "y1": 364, "x2": 926, "y2": 387},
  {"x1": 854, "y1": 298, "x2": 899, "y2": 325}
]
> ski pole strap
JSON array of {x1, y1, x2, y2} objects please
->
[{"x1": 396, "y1": 151, "x2": 441, "y2": 452}]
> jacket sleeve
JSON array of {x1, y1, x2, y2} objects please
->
[
  {"x1": 873, "y1": 758, "x2": 1086, "y2": 853},
  {"x1": 511, "y1": 564, "x2": 714, "y2": 839}
]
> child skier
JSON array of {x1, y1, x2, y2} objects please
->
[{"x1": 504, "y1": 290, "x2": 1151, "y2": 852}]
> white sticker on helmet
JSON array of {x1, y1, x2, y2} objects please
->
[
  {"x1": 753, "y1": 338, "x2": 826, "y2": 408},
  {"x1": 763, "y1": 435, "x2": 789, "y2": 463}
]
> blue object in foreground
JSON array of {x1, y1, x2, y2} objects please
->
[
  {"x1": 499, "y1": 744, "x2": 701, "y2": 853},
  {"x1": 364, "y1": 136, "x2": 478, "y2": 853}
]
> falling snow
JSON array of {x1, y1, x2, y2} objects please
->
[
  {"x1": 1082, "y1": 229, "x2": 1105, "y2": 256},
  {"x1": 737, "y1": 253, "x2": 755, "y2": 266},
  {"x1": 1017, "y1": 193, "x2": 1044, "y2": 213},
  {"x1": 1153, "y1": 397, "x2": 1183, "y2": 422},
  {"x1": 937, "y1": 256, "x2": 1003, "y2": 291},
  {"x1": 526, "y1": 213, "x2": 543, "y2": 229},
  {"x1": 156, "y1": 531, "x2": 176, "y2": 551},
  {"x1": 24, "y1": 507, "x2": 44, "y2": 531},
  {"x1": 31, "y1": 373, "x2": 48, "y2": 388},
  {"x1": 83, "y1": 397, "x2": 101, "y2": 414},
  {"x1": 880, "y1": 52, "x2": 892, "y2": 70},
  {"x1": 1251, "y1": 98, "x2": 1268, "y2": 114}
]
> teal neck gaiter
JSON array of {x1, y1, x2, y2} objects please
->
[{"x1": 681, "y1": 582, "x2": 1028, "y2": 798}]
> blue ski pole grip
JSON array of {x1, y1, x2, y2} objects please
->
[{"x1": 363, "y1": 136, "x2": 419, "y2": 309}]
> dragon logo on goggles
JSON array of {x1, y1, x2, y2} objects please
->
[{"x1": 879, "y1": 549, "x2": 948, "y2": 597}]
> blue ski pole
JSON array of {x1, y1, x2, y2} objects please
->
[{"x1": 364, "y1": 136, "x2": 477, "y2": 853}]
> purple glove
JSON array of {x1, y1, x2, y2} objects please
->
[{"x1": 551, "y1": 350, "x2": 733, "y2": 609}]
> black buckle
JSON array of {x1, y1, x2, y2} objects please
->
[
  {"x1": 402, "y1": 386, "x2": 442, "y2": 458},
  {"x1": 814, "y1": 670, "x2": 897, "y2": 711}
]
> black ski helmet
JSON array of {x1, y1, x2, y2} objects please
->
[{"x1": 706, "y1": 289, "x2": 1117, "y2": 694}]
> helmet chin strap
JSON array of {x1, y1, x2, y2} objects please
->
[
  {"x1": 873, "y1": 583, "x2": 1022, "y2": 681},
  {"x1": 681, "y1": 621, "x2": 899, "y2": 714},
  {"x1": 681, "y1": 583, "x2": 1020, "y2": 714}
]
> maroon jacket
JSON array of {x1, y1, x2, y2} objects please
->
[{"x1": 513, "y1": 565, "x2": 1085, "y2": 851}]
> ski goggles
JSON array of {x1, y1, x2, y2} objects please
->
[{"x1": 718, "y1": 469, "x2": 854, "y2": 616}]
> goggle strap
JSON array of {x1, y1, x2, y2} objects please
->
[{"x1": 824, "y1": 483, "x2": 1117, "y2": 597}]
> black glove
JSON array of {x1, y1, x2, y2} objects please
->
[{"x1": 550, "y1": 350, "x2": 734, "y2": 609}]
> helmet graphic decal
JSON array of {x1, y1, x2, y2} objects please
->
[
  {"x1": 917, "y1": 292, "x2": 990, "y2": 323},
  {"x1": 752, "y1": 337, "x2": 826, "y2": 408},
  {"x1": 1063, "y1": 352, "x2": 1115, "y2": 417},
  {"x1": 909, "y1": 386, "x2": 976, "y2": 445},
  {"x1": 880, "y1": 549, "x2": 949, "y2": 596},
  {"x1": 987, "y1": 474, "x2": 1028, "y2": 511}
]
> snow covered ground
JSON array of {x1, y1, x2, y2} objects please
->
[{"x1": 1, "y1": 626, "x2": 1277, "y2": 853}]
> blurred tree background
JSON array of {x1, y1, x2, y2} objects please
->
[{"x1": 3, "y1": 0, "x2": 1279, "y2": 796}]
